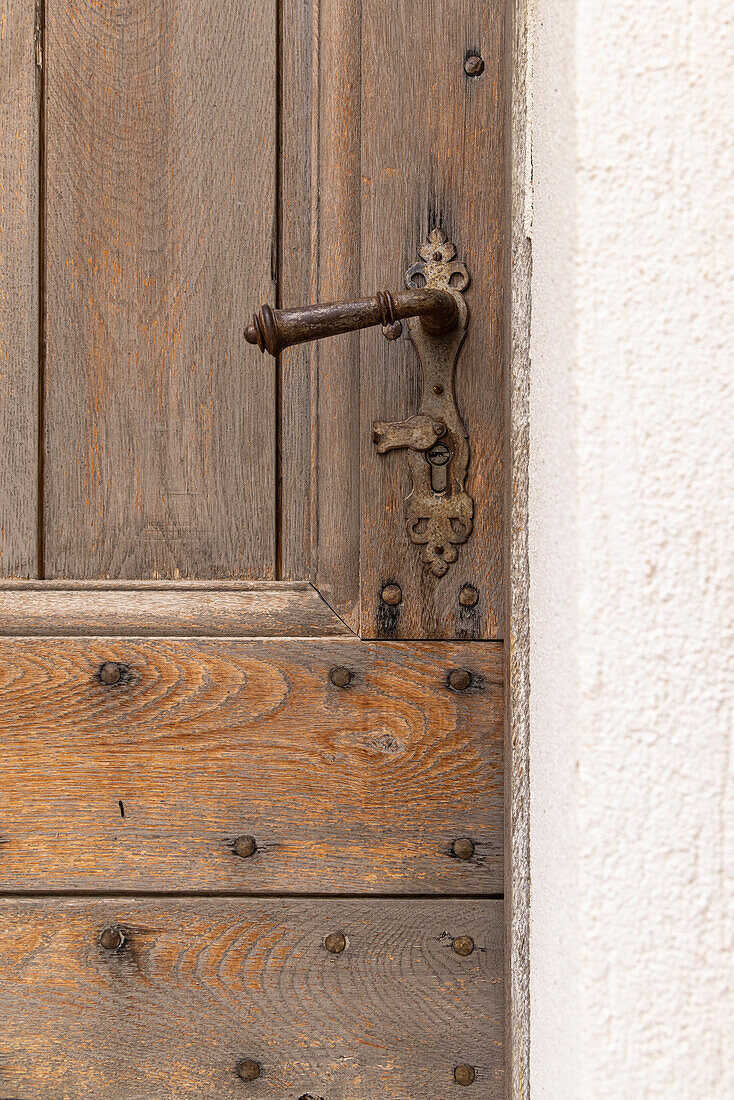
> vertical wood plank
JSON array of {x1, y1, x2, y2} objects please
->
[
  {"x1": 43, "y1": 0, "x2": 277, "y2": 579},
  {"x1": 360, "y1": 0, "x2": 505, "y2": 638},
  {"x1": 279, "y1": 0, "x2": 313, "y2": 581},
  {"x1": 310, "y1": 0, "x2": 363, "y2": 630},
  {"x1": 0, "y1": 0, "x2": 39, "y2": 577}
]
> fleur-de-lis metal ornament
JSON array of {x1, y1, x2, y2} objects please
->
[{"x1": 373, "y1": 229, "x2": 473, "y2": 577}]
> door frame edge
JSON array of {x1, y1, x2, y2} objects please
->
[{"x1": 507, "y1": 0, "x2": 532, "y2": 1095}]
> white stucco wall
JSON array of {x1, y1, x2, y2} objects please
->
[{"x1": 527, "y1": 0, "x2": 733, "y2": 1096}]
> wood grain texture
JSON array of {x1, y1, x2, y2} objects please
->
[
  {"x1": 0, "y1": 638, "x2": 503, "y2": 893},
  {"x1": 0, "y1": 897, "x2": 503, "y2": 1098},
  {"x1": 359, "y1": 1, "x2": 506, "y2": 639},
  {"x1": 0, "y1": 581, "x2": 349, "y2": 636},
  {"x1": 309, "y1": 0, "x2": 363, "y2": 630},
  {"x1": 0, "y1": 0, "x2": 39, "y2": 578},
  {"x1": 279, "y1": 0, "x2": 314, "y2": 581},
  {"x1": 43, "y1": 0, "x2": 277, "y2": 579}
]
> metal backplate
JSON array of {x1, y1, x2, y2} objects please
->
[{"x1": 372, "y1": 230, "x2": 472, "y2": 577}]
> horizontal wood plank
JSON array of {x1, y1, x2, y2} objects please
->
[
  {"x1": 0, "y1": 638, "x2": 503, "y2": 893},
  {"x1": 0, "y1": 582, "x2": 349, "y2": 636},
  {"x1": 0, "y1": 897, "x2": 503, "y2": 1098}
]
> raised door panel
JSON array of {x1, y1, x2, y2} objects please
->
[
  {"x1": 0, "y1": 0, "x2": 39, "y2": 577},
  {"x1": 43, "y1": 0, "x2": 277, "y2": 579}
]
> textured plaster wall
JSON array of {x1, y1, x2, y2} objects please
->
[{"x1": 527, "y1": 0, "x2": 734, "y2": 1096}]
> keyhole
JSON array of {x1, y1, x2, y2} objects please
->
[{"x1": 426, "y1": 441, "x2": 451, "y2": 493}]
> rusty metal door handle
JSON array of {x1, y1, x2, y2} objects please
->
[
  {"x1": 245, "y1": 288, "x2": 458, "y2": 356},
  {"x1": 245, "y1": 229, "x2": 474, "y2": 578}
]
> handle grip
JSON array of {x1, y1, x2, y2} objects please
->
[{"x1": 244, "y1": 288, "x2": 458, "y2": 356}]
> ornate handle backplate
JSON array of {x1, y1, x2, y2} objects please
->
[{"x1": 372, "y1": 229, "x2": 472, "y2": 577}]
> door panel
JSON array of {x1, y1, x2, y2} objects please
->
[
  {"x1": 0, "y1": 636, "x2": 502, "y2": 894},
  {"x1": 43, "y1": 0, "x2": 277, "y2": 579},
  {"x1": 0, "y1": 898, "x2": 503, "y2": 1099}
]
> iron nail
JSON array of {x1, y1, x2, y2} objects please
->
[
  {"x1": 448, "y1": 668, "x2": 472, "y2": 692},
  {"x1": 99, "y1": 926, "x2": 124, "y2": 952},
  {"x1": 458, "y1": 585, "x2": 479, "y2": 608},
  {"x1": 452, "y1": 837, "x2": 475, "y2": 861},
  {"x1": 236, "y1": 1059, "x2": 261, "y2": 1082},
  {"x1": 233, "y1": 835, "x2": 257, "y2": 859},
  {"x1": 99, "y1": 662, "x2": 122, "y2": 685},
  {"x1": 329, "y1": 666, "x2": 352, "y2": 688},
  {"x1": 381, "y1": 584, "x2": 402, "y2": 606},
  {"x1": 324, "y1": 931, "x2": 347, "y2": 955},
  {"x1": 452, "y1": 935, "x2": 475, "y2": 956},
  {"x1": 464, "y1": 54, "x2": 484, "y2": 76},
  {"x1": 455, "y1": 1064, "x2": 477, "y2": 1086}
]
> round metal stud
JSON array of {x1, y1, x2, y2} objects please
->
[
  {"x1": 452, "y1": 935, "x2": 475, "y2": 957},
  {"x1": 455, "y1": 1064, "x2": 476, "y2": 1086},
  {"x1": 236, "y1": 1059, "x2": 261, "y2": 1082},
  {"x1": 458, "y1": 585, "x2": 479, "y2": 608},
  {"x1": 381, "y1": 584, "x2": 403, "y2": 606},
  {"x1": 452, "y1": 837, "x2": 475, "y2": 861},
  {"x1": 329, "y1": 666, "x2": 352, "y2": 688},
  {"x1": 448, "y1": 668, "x2": 472, "y2": 692},
  {"x1": 324, "y1": 931, "x2": 347, "y2": 955},
  {"x1": 464, "y1": 54, "x2": 484, "y2": 76},
  {"x1": 99, "y1": 926, "x2": 124, "y2": 952},
  {"x1": 233, "y1": 835, "x2": 257, "y2": 858},
  {"x1": 99, "y1": 662, "x2": 122, "y2": 685}
]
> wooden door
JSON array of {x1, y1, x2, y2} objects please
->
[{"x1": 0, "y1": 0, "x2": 506, "y2": 1095}]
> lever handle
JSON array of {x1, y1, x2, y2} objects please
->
[{"x1": 244, "y1": 287, "x2": 458, "y2": 357}]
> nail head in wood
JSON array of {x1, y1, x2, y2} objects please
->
[
  {"x1": 236, "y1": 1059, "x2": 261, "y2": 1082},
  {"x1": 233, "y1": 835, "x2": 257, "y2": 858},
  {"x1": 458, "y1": 584, "x2": 479, "y2": 608},
  {"x1": 99, "y1": 661, "x2": 122, "y2": 685},
  {"x1": 452, "y1": 837, "x2": 475, "y2": 861},
  {"x1": 448, "y1": 668, "x2": 471, "y2": 692},
  {"x1": 452, "y1": 935, "x2": 475, "y2": 956},
  {"x1": 464, "y1": 54, "x2": 484, "y2": 76},
  {"x1": 99, "y1": 926, "x2": 124, "y2": 952},
  {"x1": 381, "y1": 584, "x2": 403, "y2": 606},
  {"x1": 454, "y1": 1064, "x2": 476, "y2": 1086},
  {"x1": 324, "y1": 931, "x2": 347, "y2": 955},
  {"x1": 329, "y1": 666, "x2": 352, "y2": 688}
]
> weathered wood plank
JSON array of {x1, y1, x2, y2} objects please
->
[
  {"x1": 43, "y1": 0, "x2": 277, "y2": 579},
  {"x1": 0, "y1": 0, "x2": 39, "y2": 577},
  {"x1": 359, "y1": 1, "x2": 506, "y2": 638},
  {"x1": 0, "y1": 897, "x2": 504, "y2": 1098},
  {"x1": 309, "y1": 0, "x2": 363, "y2": 630},
  {"x1": 279, "y1": 0, "x2": 314, "y2": 581},
  {"x1": 0, "y1": 581, "x2": 349, "y2": 636},
  {"x1": 0, "y1": 638, "x2": 503, "y2": 892}
]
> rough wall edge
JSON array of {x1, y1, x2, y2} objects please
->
[{"x1": 507, "y1": 0, "x2": 532, "y2": 1095}]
